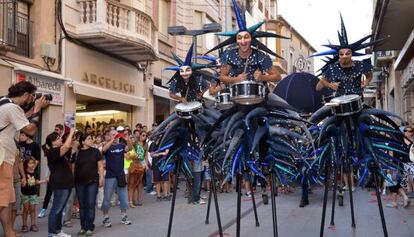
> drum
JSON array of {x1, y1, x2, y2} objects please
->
[
  {"x1": 327, "y1": 94, "x2": 362, "y2": 116},
  {"x1": 322, "y1": 93, "x2": 335, "y2": 104},
  {"x1": 215, "y1": 92, "x2": 233, "y2": 110},
  {"x1": 175, "y1": 101, "x2": 203, "y2": 119},
  {"x1": 230, "y1": 81, "x2": 265, "y2": 105}
]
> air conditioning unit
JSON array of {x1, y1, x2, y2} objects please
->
[{"x1": 40, "y1": 43, "x2": 56, "y2": 60}]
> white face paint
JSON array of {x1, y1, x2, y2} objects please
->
[
  {"x1": 236, "y1": 31, "x2": 252, "y2": 53},
  {"x1": 179, "y1": 66, "x2": 192, "y2": 80}
]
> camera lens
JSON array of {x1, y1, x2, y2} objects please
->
[{"x1": 35, "y1": 93, "x2": 53, "y2": 101}]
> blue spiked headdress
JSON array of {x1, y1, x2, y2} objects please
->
[
  {"x1": 164, "y1": 44, "x2": 217, "y2": 72},
  {"x1": 205, "y1": 0, "x2": 289, "y2": 58},
  {"x1": 311, "y1": 14, "x2": 383, "y2": 58}
]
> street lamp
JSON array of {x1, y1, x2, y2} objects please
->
[{"x1": 168, "y1": 23, "x2": 222, "y2": 62}]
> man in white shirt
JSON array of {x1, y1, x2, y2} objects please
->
[{"x1": 0, "y1": 81, "x2": 48, "y2": 237}]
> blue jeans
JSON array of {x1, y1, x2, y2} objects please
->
[
  {"x1": 48, "y1": 188, "x2": 71, "y2": 235},
  {"x1": 76, "y1": 182, "x2": 98, "y2": 231},
  {"x1": 101, "y1": 178, "x2": 129, "y2": 213},
  {"x1": 192, "y1": 171, "x2": 202, "y2": 203},
  {"x1": 145, "y1": 169, "x2": 154, "y2": 193}
]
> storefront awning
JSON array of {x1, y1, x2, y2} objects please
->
[
  {"x1": 3, "y1": 59, "x2": 71, "y2": 81},
  {"x1": 72, "y1": 81, "x2": 146, "y2": 107},
  {"x1": 152, "y1": 85, "x2": 170, "y2": 99}
]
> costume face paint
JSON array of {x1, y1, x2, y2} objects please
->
[
  {"x1": 339, "y1": 48, "x2": 352, "y2": 66},
  {"x1": 236, "y1": 31, "x2": 252, "y2": 53},
  {"x1": 179, "y1": 66, "x2": 193, "y2": 79}
]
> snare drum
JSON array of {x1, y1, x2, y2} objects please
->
[
  {"x1": 322, "y1": 94, "x2": 335, "y2": 104},
  {"x1": 328, "y1": 94, "x2": 362, "y2": 116},
  {"x1": 215, "y1": 92, "x2": 233, "y2": 110},
  {"x1": 230, "y1": 81, "x2": 265, "y2": 105},
  {"x1": 175, "y1": 101, "x2": 203, "y2": 119}
]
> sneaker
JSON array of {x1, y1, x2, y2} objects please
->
[
  {"x1": 351, "y1": 187, "x2": 356, "y2": 192},
  {"x1": 149, "y1": 191, "x2": 157, "y2": 195},
  {"x1": 102, "y1": 217, "x2": 112, "y2": 228},
  {"x1": 38, "y1": 208, "x2": 47, "y2": 218},
  {"x1": 343, "y1": 186, "x2": 349, "y2": 191},
  {"x1": 385, "y1": 203, "x2": 398, "y2": 208},
  {"x1": 77, "y1": 229, "x2": 86, "y2": 236},
  {"x1": 85, "y1": 230, "x2": 93, "y2": 236},
  {"x1": 403, "y1": 198, "x2": 411, "y2": 208},
  {"x1": 192, "y1": 200, "x2": 205, "y2": 205},
  {"x1": 63, "y1": 221, "x2": 73, "y2": 228},
  {"x1": 200, "y1": 195, "x2": 207, "y2": 200},
  {"x1": 121, "y1": 215, "x2": 132, "y2": 225},
  {"x1": 245, "y1": 192, "x2": 252, "y2": 198},
  {"x1": 57, "y1": 231, "x2": 71, "y2": 237},
  {"x1": 299, "y1": 198, "x2": 309, "y2": 208}
]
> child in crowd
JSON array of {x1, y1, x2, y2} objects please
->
[{"x1": 21, "y1": 157, "x2": 47, "y2": 232}]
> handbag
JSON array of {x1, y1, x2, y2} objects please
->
[{"x1": 116, "y1": 174, "x2": 127, "y2": 187}]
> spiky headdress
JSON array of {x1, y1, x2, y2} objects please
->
[
  {"x1": 164, "y1": 44, "x2": 215, "y2": 72},
  {"x1": 205, "y1": 0, "x2": 288, "y2": 58},
  {"x1": 164, "y1": 44, "x2": 217, "y2": 84},
  {"x1": 311, "y1": 14, "x2": 383, "y2": 58}
]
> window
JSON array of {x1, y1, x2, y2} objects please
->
[
  {"x1": 158, "y1": 0, "x2": 170, "y2": 36},
  {"x1": 205, "y1": 17, "x2": 217, "y2": 51},
  {"x1": 15, "y1": 0, "x2": 31, "y2": 57},
  {"x1": 0, "y1": 0, "x2": 17, "y2": 47}
]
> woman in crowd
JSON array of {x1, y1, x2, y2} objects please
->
[
  {"x1": 134, "y1": 131, "x2": 148, "y2": 206},
  {"x1": 74, "y1": 133, "x2": 104, "y2": 236},
  {"x1": 149, "y1": 137, "x2": 170, "y2": 201},
  {"x1": 42, "y1": 128, "x2": 74, "y2": 237},
  {"x1": 125, "y1": 142, "x2": 144, "y2": 208}
]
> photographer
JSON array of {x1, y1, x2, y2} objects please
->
[{"x1": 0, "y1": 81, "x2": 48, "y2": 237}]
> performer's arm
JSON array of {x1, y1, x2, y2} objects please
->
[
  {"x1": 255, "y1": 68, "x2": 281, "y2": 82},
  {"x1": 316, "y1": 77, "x2": 339, "y2": 91},
  {"x1": 361, "y1": 72, "x2": 373, "y2": 88},
  {"x1": 209, "y1": 83, "x2": 225, "y2": 96},
  {"x1": 220, "y1": 65, "x2": 245, "y2": 84},
  {"x1": 169, "y1": 92, "x2": 187, "y2": 103}
]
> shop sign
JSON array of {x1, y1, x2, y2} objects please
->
[
  {"x1": 82, "y1": 72, "x2": 136, "y2": 95},
  {"x1": 15, "y1": 72, "x2": 65, "y2": 106}
]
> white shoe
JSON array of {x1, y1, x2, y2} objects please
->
[
  {"x1": 149, "y1": 191, "x2": 157, "y2": 195},
  {"x1": 57, "y1": 231, "x2": 71, "y2": 237},
  {"x1": 199, "y1": 199, "x2": 206, "y2": 205}
]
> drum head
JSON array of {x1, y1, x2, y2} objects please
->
[
  {"x1": 330, "y1": 94, "x2": 361, "y2": 104},
  {"x1": 175, "y1": 101, "x2": 202, "y2": 112}
]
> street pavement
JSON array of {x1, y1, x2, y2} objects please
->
[{"x1": 3, "y1": 184, "x2": 414, "y2": 237}]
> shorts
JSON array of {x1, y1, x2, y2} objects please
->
[
  {"x1": 204, "y1": 168, "x2": 211, "y2": 181},
  {"x1": 153, "y1": 169, "x2": 169, "y2": 182},
  {"x1": 0, "y1": 162, "x2": 15, "y2": 207},
  {"x1": 21, "y1": 194, "x2": 39, "y2": 205},
  {"x1": 389, "y1": 182, "x2": 402, "y2": 193}
]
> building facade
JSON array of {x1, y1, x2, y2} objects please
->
[
  {"x1": 266, "y1": 15, "x2": 316, "y2": 76},
  {"x1": 62, "y1": 0, "x2": 158, "y2": 129},
  {"x1": 372, "y1": 0, "x2": 414, "y2": 123},
  {"x1": 0, "y1": 0, "x2": 67, "y2": 187}
]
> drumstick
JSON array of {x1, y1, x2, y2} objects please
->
[{"x1": 243, "y1": 58, "x2": 250, "y2": 74}]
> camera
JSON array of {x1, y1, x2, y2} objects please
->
[{"x1": 35, "y1": 93, "x2": 53, "y2": 101}]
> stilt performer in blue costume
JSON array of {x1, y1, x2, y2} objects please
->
[
  {"x1": 308, "y1": 14, "x2": 407, "y2": 237},
  {"x1": 201, "y1": 1, "x2": 316, "y2": 237},
  {"x1": 149, "y1": 44, "x2": 224, "y2": 237}
]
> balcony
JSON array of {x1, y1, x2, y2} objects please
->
[
  {"x1": 273, "y1": 58, "x2": 288, "y2": 74},
  {"x1": 74, "y1": 0, "x2": 158, "y2": 62},
  {"x1": 374, "y1": 50, "x2": 394, "y2": 67},
  {"x1": 0, "y1": 0, "x2": 17, "y2": 53}
]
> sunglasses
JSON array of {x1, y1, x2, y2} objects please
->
[{"x1": 141, "y1": 134, "x2": 147, "y2": 137}]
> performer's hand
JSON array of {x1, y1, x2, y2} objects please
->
[
  {"x1": 236, "y1": 73, "x2": 247, "y2": 82},
  {"x1": 180, "y1": 97, "x2": 188, "y2": 104},
  {"x1": 329, "y1": 82, "x2": 339, "y2": 90},
  {"x1": 253, "y1": 70, "x2": 262, "y2": 81},
  {"x1": 361, "y1": 81, "x2": 368, "y2": 88}
]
